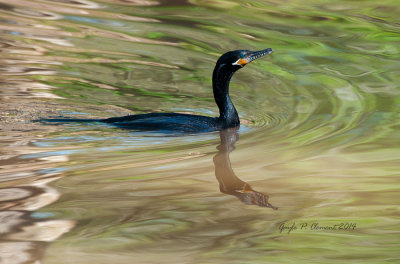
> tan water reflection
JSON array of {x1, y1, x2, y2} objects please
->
[
  {"x1": 214, "y1": 128, "x2": 277, "y2": 209},
  {"x1": 1, "y1": 0, "x2": 400, "y2": 262},
  {"x1": 0, "y1": 173, "x2": 75, "y2": 264}
]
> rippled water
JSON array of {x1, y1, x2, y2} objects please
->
[{"x1": 1, "y1": 0, "x2": 399, "y2": 263}]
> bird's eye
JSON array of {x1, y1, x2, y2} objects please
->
[{"x1": 240, "y1": 52, "x2": 246, "y2": 59}]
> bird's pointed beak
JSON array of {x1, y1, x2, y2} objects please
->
[
  {"x1": 247, "y1": 48, "x2": 273, "y2": 63},
  {"x1": 233, "y1": 48, "x2": 273, "y2": 66}
]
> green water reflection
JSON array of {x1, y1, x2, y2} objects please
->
[{"x1": 0, "y1": 0, "x2": 399, "y2": 263}]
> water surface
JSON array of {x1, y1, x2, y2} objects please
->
[{"x1": 0, "y1": 0, "x2": 399, "y2": 263}]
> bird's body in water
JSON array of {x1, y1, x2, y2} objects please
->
[{"x1": 41, "y1": 49, "x2": 273, "y2": 133}]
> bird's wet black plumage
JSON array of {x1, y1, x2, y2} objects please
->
[{"x1": 39, "y1": 49, "x2": 273, "y2": 133}]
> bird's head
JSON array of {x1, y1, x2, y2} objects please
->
[{"x1": 216, "y1": 48, "x2": 273, "y2": 71}]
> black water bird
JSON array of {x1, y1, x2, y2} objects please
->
[{"x1": 41, "y1": 49, "x2": 273, "y2": 133}]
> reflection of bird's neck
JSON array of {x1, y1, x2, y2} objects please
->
[
  {"x1": 214, "y1": 128, "x2": 278, "y2": 210},
  {"x1": 217, "y1": 127, "x2": 239, "y2": 153},
  {"x1": 214, "y1": 128, "x2": 243, "y2": 193},
  {"x1": 212, "y1": 64, "x2": 240, "y2": 129}
]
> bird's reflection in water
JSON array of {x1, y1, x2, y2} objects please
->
[{"x1": 214, "y1": 128, "x2": 278, "y2": 209}]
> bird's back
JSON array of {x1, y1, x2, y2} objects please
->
[{"x1": 103, "y1": 113, "x2": 219, "y2": 133}]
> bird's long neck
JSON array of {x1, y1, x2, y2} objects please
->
[{"x1": 212, "y1": 64, "x2": 240, "y2": 128}]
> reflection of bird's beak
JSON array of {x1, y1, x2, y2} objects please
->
[{"x1": 233, "y1": 48, "x2": 273, "y2": 66}]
